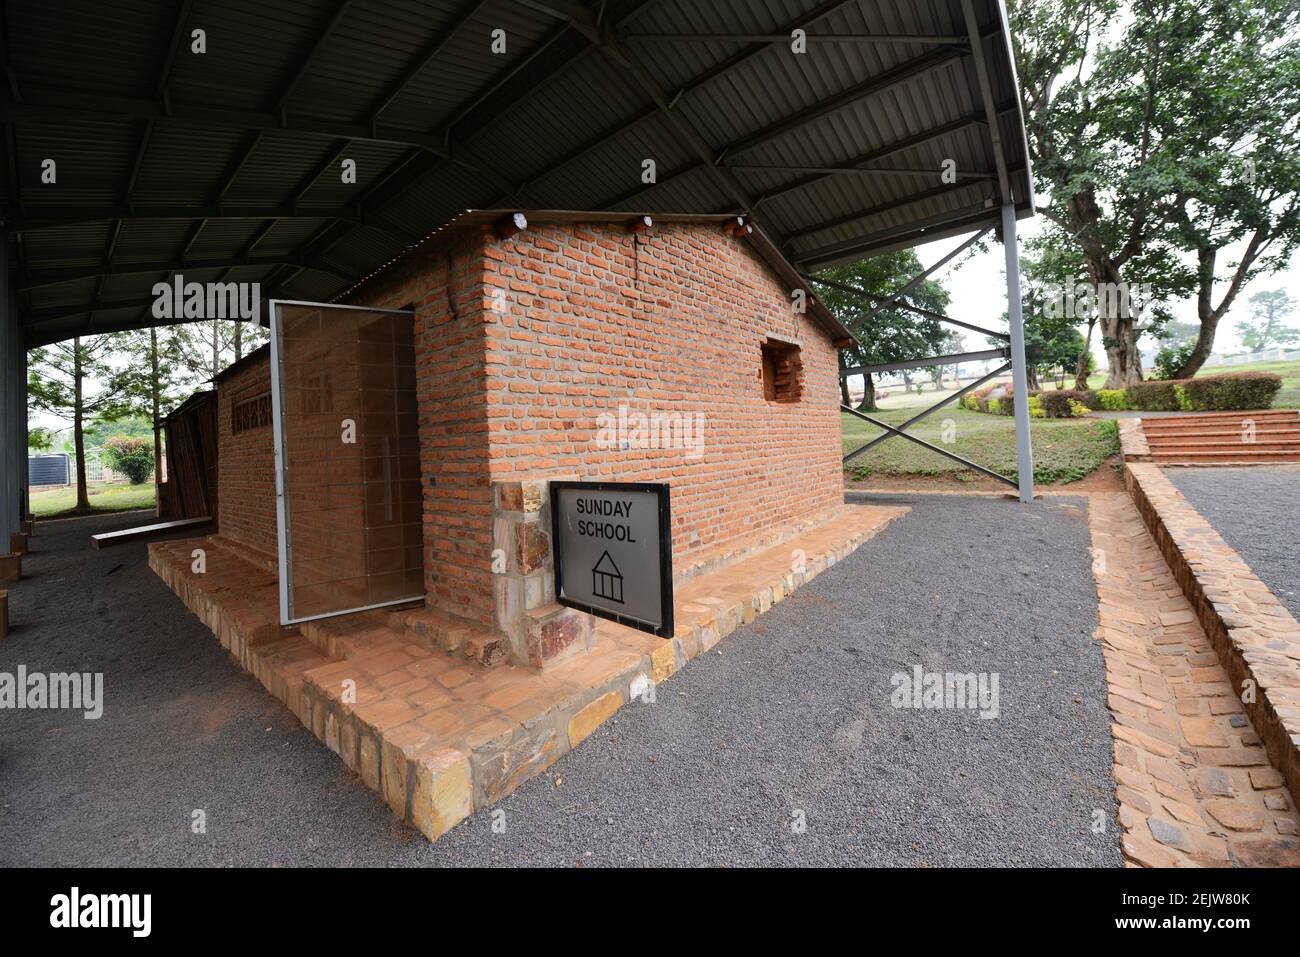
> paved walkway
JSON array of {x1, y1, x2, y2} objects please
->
[
  {"x1": 1087, "y1": 491, "x2": 1300, "y2": 866},
  {"x1": 2, "y1": 498, "x2": 1118, "y2": 866}
]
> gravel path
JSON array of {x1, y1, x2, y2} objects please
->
[
  {"x1": 1, "y1": 498, "x2": 1119, "y2": 867},
  {"x1": 1165, "y1": 466, "x2": 1300, "y2": 621}
]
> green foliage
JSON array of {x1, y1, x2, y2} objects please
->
[
  {"x1": 27, "y1": 427, "x2": 54, "y2": 451},
  {"x1": 817, "y1": 249, "x2": 953, "y2": 410},
  {"x1": 1124, "y1": 380, "x2": 1183, "y2": 411},
  {"x1": 1116, "y1": 372, "x2": 1280, "y2": 410},
  {"x1": 1152, "y1": 343, "x2": 1197, "y2": 380},
  {"x1": 1009, "y1": 0, "x2": 1300, "y2": 380},
  {"x1": 1180, "y1": 372, "x2": 1282, "y2": 410},
  {"x1": 102, "y1": 436, "x2": 155, "y2": 485},
  {"x1": 1037, "y1": 390, "x2": 1092, "y2": 418}
]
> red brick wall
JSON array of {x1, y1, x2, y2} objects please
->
[
  {"x1": 215, "y1": 352, "x2": 277, "y2": 563},
  {"x1": 480, "y1": 221, "x2": 844, "y2": 560},
  {"x1": 215, "y1": 221, "x2": 844, "y2": 630}
]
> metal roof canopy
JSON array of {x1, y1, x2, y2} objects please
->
[{"x1": 1, "y1": 0, "x2": 1033, "y2": 349}]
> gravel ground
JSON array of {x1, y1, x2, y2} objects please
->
[
  {"x1": 1, "y1": 498, "x2": 1119, "y2": 867},
  {"x1": 1165, "y1": 466, "x2": 1300, "y2": 621}
]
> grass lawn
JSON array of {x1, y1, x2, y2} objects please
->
[
  {"x1": 30, "y1": 481, "x2": 156, "y2": 518},
  {"x1": 842, "y1": 406, "x2": 1119, "y2": 485}
]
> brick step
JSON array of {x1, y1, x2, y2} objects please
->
[
  {"x1": 1144, "y1": 428, "x2": 1300, "y2": 441},
  {"x1": 387, "y1": 606, "x2": 508, "y2": 668},
  {"x1": 299, "y1": 610, "x2": 409, "y2": 660},
  {"x1": 1142, "y1": 411, "x2": 1298, "y2": 430},
  {"x1": 1150, "y1": 449, "x2": 1300, "y2": 462},
  {"x1": 1145, "y1": 439, "x2": 1300, "y2": 452}
]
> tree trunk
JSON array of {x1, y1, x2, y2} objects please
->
[
  {"x1": 1171, "y1": 248, "x2": 1223, "y2": 379},
  {"x1": 150, "y1": 328, "x2": 162, "y2": 516},
  {"x1": 210, "y1": 319, "x2": 219, "y2": 381},
  {"x1": 856, "y1": 372, "x2": 877, "y2": 412},
  {"x1": 1067, "y1": 192, "x2": 1143, "y2": 388},
  {"x1": 839, "y1": 375, "x2": 851, "y2": 406},
  {"x1": 233, "y1": 320, "x2": 243, "y2": 361},
  {"x1": 1101, "y1": 312, "x2": 1144, "y2": 388},
  {"x1": 73, "y1": 338, "x2": 90, "y2": 510},
  {"x1": 1075, "y1": 317, "x2": 1095, "y2": 389},
  {"x1": 1174, "y1": 313, "x2": 1219, "y2": 379}
]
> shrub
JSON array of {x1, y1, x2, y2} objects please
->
[
  {"x1": 1038, "y1": 390, "x2": 1091, "y2": 418},
  {"x1": 1096, "y1": 389, "x2": 1128, "y2": 410},
  {"x1": 1124, "y1": 379, "x2": 1183, "y2": 411},
  {"x1": 1027, "y1": 395, "x2": 1045, "y2": 419},
  {"x1": 1151, "y1": 342, "x2": 1197, "y2": 380},
  {"x1": 102, "y1": 436, "x2": 155, "y2": 485},
  {"x1": 1180, "y1": 372, "x2": 1282, "y2": 411}
]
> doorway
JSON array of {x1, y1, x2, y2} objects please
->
[{"x1": 268, "y1": 300, "x2": 422, "y2": 625}]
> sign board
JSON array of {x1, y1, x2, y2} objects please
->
[{"x1": 550, "y1": 481, "x2": 674, "y2": 638}]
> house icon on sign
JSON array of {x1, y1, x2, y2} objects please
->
[{"x1": 592, "y1": 550, "x2": 625, "y2": 604}]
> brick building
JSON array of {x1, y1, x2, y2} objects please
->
[{"x1": 207, "y1": 211, "x2": 853, "y2": 671}]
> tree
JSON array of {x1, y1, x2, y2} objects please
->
[
  {"x1": 1237, "y1": 290, "x2": 1299, "y2": 352},
  {"x1": 1009, "y1": 0, "x2": 1300, "y2": 386},
  {"x1": 27, "y1": 336, "x2": 131, "y2": 510},
  {"x1": 113, "y1": 328, "x2": 194, "y2": 505},
  {"x1": 815, "y1": 249, "x2": 953, "y2": 412},
  {"x1": 166, "y1": 318, "x2": 267, "y2": 383}
]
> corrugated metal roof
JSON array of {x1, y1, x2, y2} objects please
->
[{"x1": 4, "y1": 0, "x2": 1033, "y2": 347}]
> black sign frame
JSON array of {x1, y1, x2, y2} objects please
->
[{"x1": 549, "y1": 480, "x2": 674, "y2": 638}]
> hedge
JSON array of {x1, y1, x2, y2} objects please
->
[
  {"x1": 957, "y1": 371, "x2": 1279, "y2": 418},
  {"x1": 1179, "y1": 372, "x2": 1282, "y2": 411},
  {"x1": 1114, "y1": 372, "x2": 1281, "y2": 412}
]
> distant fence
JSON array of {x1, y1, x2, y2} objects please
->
[
  {"x1": 1207, "y1": 348, "x2": 1300, "y2": 367},
  {"x1": 28, "y1": 446, "x2": 156, "y2": 488}
]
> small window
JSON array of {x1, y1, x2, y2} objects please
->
[{"x1": 760, "y1": 339, "x2": 802, "y2": 403}]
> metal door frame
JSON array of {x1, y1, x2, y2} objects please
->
[{"x1": 268, "y1": 298, "x2": 419, "y2": 626}]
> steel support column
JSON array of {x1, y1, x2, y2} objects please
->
[
  {"x1": 1002, "y1": 203, "x2": 1034, "y2": 502},
  {"x1": 0, "y1": 230, "x2": 17, "y2": 552}
]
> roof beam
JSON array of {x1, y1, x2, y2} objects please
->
[
  {"x1": 961, "y1": 0, "x2": 1012, "y2": 204},
  {"x1": 727, "y1": 163, "x2": 995, "y2": 180},
  {"x1": 795, "y1": 205, "x2": 1003, "y2": 270},
  {"x1": 495, "y1": 0, "x2": 862, "y2": 205},
  {"x1": 10, "y1": 205, "x2": 364, "y2": 231},
  {"x1": 0, "y1": 89, "x2": 452, "y2": 156},
  {"x1": 275, "y1": 1, "x2": 354, "y2": 114},
  {"x1": 784, "y1": 180, "x2": 986, "y2": 243},
  {"x1": 810, "y1": 275, "x2": 1010, "y2": 341},
  {"x1": 753, "y1": 107, "x2": 1015, "y2": 209},
  {"x1": 719, "y1": 44, "x2": 972, "y2": 163},
  {"x1": 621, "y1": 32, "x2": 969, "y2": 47},
  {"x1": 842, "y1": 347, "x2": 1008, "y2": 377},
  {"x1": 368, "y1": 0, "x2": 491, "y2": 118},
  {"x1": 19, "y1": 255, "x2": 343, "y2": 291}
]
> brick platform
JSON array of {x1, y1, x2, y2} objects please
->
[
  {"x1": 150, "y1": 502, "x2": 906, "y2": 843},
  {"x1": 1124, "y1": 463, "x2": 1300, "y2": 816},
  {"x1": 1088, "y1": 492, "x2": 1300, "y2": 867}
]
